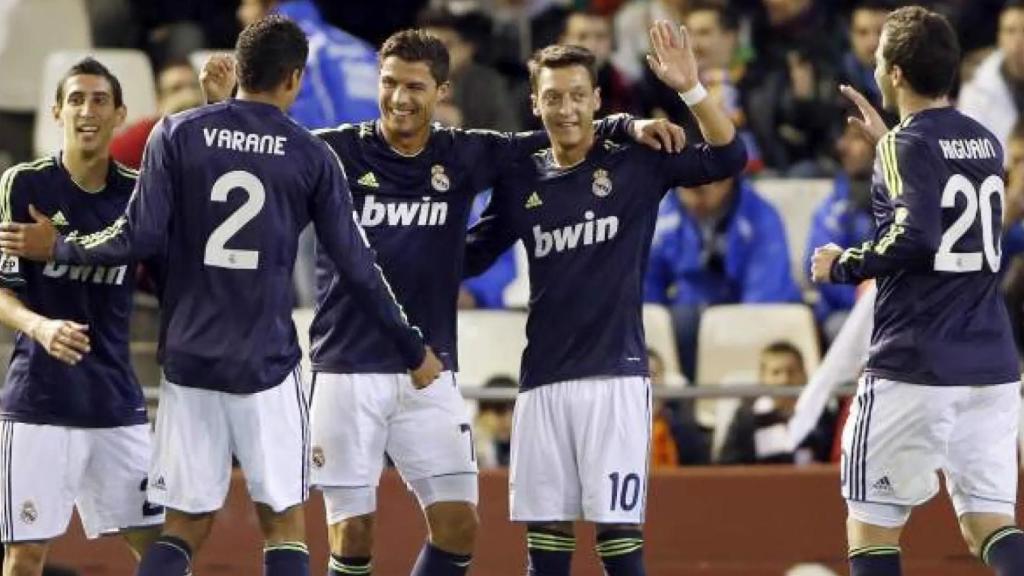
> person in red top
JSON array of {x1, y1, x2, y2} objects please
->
[{"x1": 110, "y1": 59, "x2": 202, "y2": 169}]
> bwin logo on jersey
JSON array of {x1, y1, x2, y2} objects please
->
[
  {"x1": 43, "y1": 262, "x2": 128, "y2": 285},
  {"x1": 533, "y1": 211, "x2": 619, "y2": 258},
  {"x1": 359, "y1": 194, "x2": 448, "y2": 227}
]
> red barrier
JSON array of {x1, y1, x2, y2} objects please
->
[{"x1": 47, "y1": 466, "x2": 1001, "y2": 575}]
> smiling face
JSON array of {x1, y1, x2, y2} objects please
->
[
  {"x1": 378, "y1": 55, "x2": 448, "y2": 140},
  {"x1": 53, "y1": 74, "x2": 126, "y2": 157},
  {"x1": 531, "y1": 64, "x2": 600, "y2": 153}
]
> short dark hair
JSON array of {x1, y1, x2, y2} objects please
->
[
  {"x1": 235, "y1": 15, "x2": 308, "y2": 93},
  {"x1": 761, "y1": 341, "x2": 804, "y2": 365},
  {"x1": 1005, "y1": 0, "x2": 1024, "y2": 13},
  {"x1": 379, "y1": 29, "x2": 450, "y2": 85},
  {"x1": 54, "y1": 57, "x2": 124, "y2": 108},
  {"x1": 881, "y1": 6, "x2": 959, "y2": 98},
  {"x1": 528, "y1": 44, "x2": 597, "y2": 92},
  {"x1": 687, "y1": 0, "x2": 740, "y2": 32}
]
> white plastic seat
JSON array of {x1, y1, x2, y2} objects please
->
[
  {"x1": 34, "y1": 49, "x2": 157, "y2": 156},
  {"x1": 456, "y1": 309, "x2": 528, "y2": 388},
  {"x1": 755, "y1": 178, "x2": 834, "y2": 289}
]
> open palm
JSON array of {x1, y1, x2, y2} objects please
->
[{"x1": 646, "y1": 20, "x2": 700, "y2": 94}]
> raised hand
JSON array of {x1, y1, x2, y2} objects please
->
[
  {"x1": 201, "y1": 54, "x2": 237, "y2": 105},
  {"x1": 840, "y1": 84, "x2": 888, "y2": 146},
  {"x1": 0, "y1": 204, "x2": 57, "y2": 262},
  {"x1": 645, "y1": 20, "x2": 700, "y2": 94},
  {"x1": 31, "y1": 318, "x2": 90, "y2": 365}
]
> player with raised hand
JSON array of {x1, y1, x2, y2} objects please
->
[
  {"x1": 463, "y1": 21, "x2": 746, "y2": 576},
  {"x1": 202, "y1": 28, "x2": 684, "y2": 576},
  {"x1": 812, "y1": 7, "x2": 1024, "y2": 576},
  {"x1": 0, "y1": 57, "x2": 164, "y2": 574},
  {"x1": 2, "y1": 15, "x2": 441, "y2": 576}
]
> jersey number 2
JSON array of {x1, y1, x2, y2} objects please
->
[
  {"x1": 204, "y1": 170, "x2": 265, "y2": 270},
  {"x1": 935, "y1": 174, "x2": 1003, "y2": 273}
]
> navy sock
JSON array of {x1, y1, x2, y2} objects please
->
[
  {"x1": 409, "y1": 542, "x2": 472, "y2": 576},
  {"x1": 264, "y1": 542, "x2": 309, "y2": 576},
  {"x1": 981, "y1": 526, "x2": 1024, "y2": 575},
  {"x1": 136, "y1": 536, "x2": 192, "y2": 576},
  {"x1": 328, "y1": 554, "x2": 372, "y2": 575},
  {"x1": 849, "y1": 546, "x2": 901, "y2": 576},
  {"x1": 596, "y1": 529, "x2": 645, "y2": 576},
  {"x1": 526, "y1": 528, "x2": 574, "y2": 576}
]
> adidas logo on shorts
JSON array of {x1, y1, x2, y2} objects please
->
[{"x1": 871, "y1": 476, "x2": 894, "y2": 495}]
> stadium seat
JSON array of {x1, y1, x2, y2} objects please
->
[
  {"x1": 643, "y1": 303, "x2": 686, "y2": 386},
  {"x1": 0, "y1": 0, "x2": 92, "y2": 113},
  {"x1": 755, "y1": 178, "x2": 833, "y2": 289},
  {"x1": 34, "y1": 49, "x2": 157, "y2": 157},
  {"x1": 695, "y1": 303, "x2": 821, "y2": 436},
  {"x1": 456, "y1": 309, "x2": 528, "y2": 388}
]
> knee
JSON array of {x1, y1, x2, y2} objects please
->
[
  {"x1": 330, "y1": 514, "x2": 375, "y2": 555},
  {"x1": 163, "y1": 510, "x2": 216, "y2": 552},
  {"x1": 5, "y1": 544, "x2": 47, "y2": 576},
  {"x1": 427, "y1": 503, "x2": 479, "y2": 551},
  {"x1": 256, "y1": 503, "x2": 306, "y2": 544},
  {"x1": 527, "y1": 521, "x2": 573, "y2": 537},
  {"x1": 958, "y1": 513, "x2": 1017, "y2": 558}
]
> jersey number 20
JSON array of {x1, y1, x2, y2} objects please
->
[
  {"x1": 204, "y1": 170, "x2": 265, "y2": 270},
  {"x1": 935, "y1": 174, "x2": 1003, "y2": 273}
]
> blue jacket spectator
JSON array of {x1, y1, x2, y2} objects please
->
[
  {"x1": 645, "y1": 178, "x2": 799, "y2": 380},
  {"x1": 645, "y1": 179, "x2": 800, "y2": 308},
  {"x1": 805, "y1": 175, "x2": 874, "y2": 322},
  {"x1": 273, "y1": 0, "x2": 379, "y2": 129}
]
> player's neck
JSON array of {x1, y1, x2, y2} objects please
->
[
  {"x1": 62, "y1": 149, "x2": 109, "y2": 192},
  {"x1": 381, "y1": 126, "x2": 430, "y2": 157},
  {"x1": 550, "y1": 133, "x2": 595, "y2": 168},
  {"x1": 236, "y1": 89, "x2": 289, "y2": 112},
  {"x1": 897, "y1": 91, "x2": 950, "y2": 121}
]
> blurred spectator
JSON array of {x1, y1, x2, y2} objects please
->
[
  {"x1": 719, "y1": 341, "x2": 836, "y2": 465},
  {"x1": 837, "y1": 1, "x2": 890, "y2": 115},
  {"x1": 129, "y1": 0, "x2": 239, "y2": 67},
  {"x1": 1000, "y1": 121, "x2": 1024, "y2": 354},
  {"x1": 804, "y1": 123, "x2": 876, "y2": 341},
  {"x1": 958, "y1": 0, "x2": 1024, "y2": 154},
  {"x1": 461, "y1": 190, "x2": 519, "y2": 309},
  {"x1": 474, "y1": 375, "x2": 517, "y2": 468},
  {"x1": 111, "y1": 59, "x2": 202, "y2": 169},
  {"x1": 238, "y1": 0, "x2": 379, "y2": 130},
  {"x1": 559, "y1": 11, "x2": 639, "y2": 116},
  {"x1": 649, "y1": 348, "x2": 710, "y2": 466},
  {"x1": 644, "y1": 178, "x2": 800, "y2": 381},
  {"x1": 744, "y1": 0, "x2": 844, "y2": 175},
  {"x1": 419, "y1": 8, "x2": 521, "y2": 131},
  {"x1": 613, "y1": 0, "x2": 689, "y2": 83}
]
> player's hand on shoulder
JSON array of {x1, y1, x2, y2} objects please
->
[
  {"x1": 631, "y1": 118, "x2": 686, "y2": 153},
  {"x1": 646, "y1": 20, "x2": 700, "y2": 93},
  {"x1": 30, "y1": 318, "x2": 90, "y2": 366},
  {"x1": 840, "y1": 85, "x2": 888, "y2": 146},
  {"x1": 201, "y1": 54, "x2": 237, "y2": 105},
  {"x1": 410, "y1": 345, "x2": 443, "y2": 389},
  {"x1": 0, "y1": 204, "x2": 57, "y2": 262},
  {"x1": 811, "y1": 243, "x2": 843, "y2": 284}
]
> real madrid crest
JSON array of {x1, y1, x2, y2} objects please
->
[
  {"x1": 20, "y1": 501, "x2": 37, "y2": 524},
  {"x1": 592, "y1": 168, "x2": 613, "y2": 198},
  {"x1": 431, "y1": 164, "x2": 450, "y2": 193},
  {"x1": 312, "y1": 446, "x2": 326, "y2": 469}
]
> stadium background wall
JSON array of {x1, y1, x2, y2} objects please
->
[{"x1": 49, "y1": 467, "x2": 1002, "y2": 575}]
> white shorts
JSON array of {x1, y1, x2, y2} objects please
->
[
  {"x1": 149, "y1": 368, "x2": 310, "y2": 514},
  {"x1": 509, "y1": 376, "x2": 652, "y2": 524},
  {"x1": 842, "y1": 376, "x2": 1021, "y2": 527},
  {"x1": 310, "y1": 371, "x2": 477, "y2": 523},
  {"x1": 0, "y1": 422, "x2": 162, "y2": 542}
]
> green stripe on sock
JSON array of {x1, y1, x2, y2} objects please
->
[
  {"x1": 849, "y1": 545, "x2": 900, "y2": 558},
  {"x1": 265, "y1": 541, "x2": 309, "y2": 554},
  {"x1": 982, "y1": 527, "x2": 1024, "y2": 565},
  {"x1": 329, "y1": 557, "x2": 372, "y2": 574},
  {"x1": 596, "y1": 539, "x2": 644, "y2": 557}
]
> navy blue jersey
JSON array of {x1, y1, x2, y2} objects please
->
[
  {"x1": 831, "y1": 107, "x2": 1019, "y2": 386},
  {"x1": 52, "y1": 100, "x2": 425, "y2": 394},
  {"x1": 0, "y1": 155, "x2": 146, "y2": 427},
  {"x1": 309, "y1": 118, "x2": 633, "y2": 375},
  {"x1": 465, "y1": 137, "x2": 747, "y2": 391}
]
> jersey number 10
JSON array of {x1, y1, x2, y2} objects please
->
[
  {"x1": 204, "y1": 170, "x2": 265, "y2": 270},
  {"x1": 935, "y1": 174, "x2": 1003, "y2": 274}
]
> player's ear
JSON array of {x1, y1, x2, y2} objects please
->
[
  {"x1": 437, "y1": 80, "x2": 451, "y2": 101},
  {"x1": 114, "y1": 104, "x2": 127, "y2": 129},
  {"x1": 592, "y1": 86, "x2": 602, "y2": 112},
  {"x1": 286, "y1": 68, "x2": 303, "y2": 92},
  {"x1": 52, "y1": 103, "x2": 62, "y2": 124},
  {"x1": 530, "y1": 93, "x2": 541, "y2": 118}
]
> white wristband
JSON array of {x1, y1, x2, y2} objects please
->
[{"x1": 678, "y1": 83, "x2": 708, "y2": 107}]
